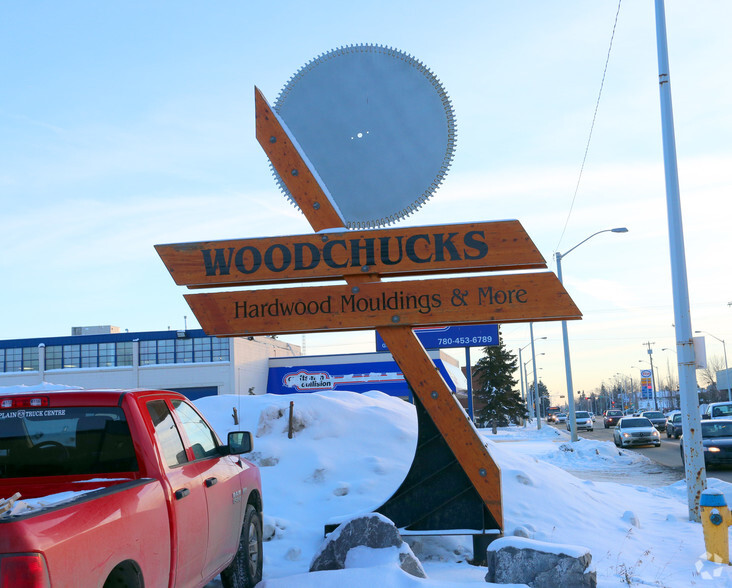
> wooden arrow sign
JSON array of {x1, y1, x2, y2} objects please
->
[
  {"x1": 155, "y1": 221, "x2": 546, "y2": 288},
  {"x1": 185, "y1": 272, "x2": 580, "y2": 337}
]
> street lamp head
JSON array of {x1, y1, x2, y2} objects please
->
[{"x1": 611, "y1": 227, "x2": 629, "y2": 233}]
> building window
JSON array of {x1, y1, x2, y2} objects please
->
[
  {"x1": 0, "y1": 347, "x2": 38, "y2": 372},
  {"x1": 22, "y1": 348, "x2": 39, "y2": 371},
  {"x1": 99, "y1": 343, "x2": 115, "y2": 367},
  {"x1": 158, "y1": 340, "x2": 174, "y2": 364},
  {"x1": 5, "y1": 348, "x2": 22, "y2": 372},
  {"x1": 46, "y1": 346, "x2": 63, "y2": 370},
  {"x1": 212, "y1": 338, "x2": 230, "y2": 362},
  {"x1": 193, "y1": 338, "x2": 211, "y2": 362},
  {"x1": 140, "y1": 341, "x2": 156, "y2": 366},
  {"x1": 63, "y1": 345, "x2": 80, "y2": 369},
  {"x1": 81, "y1": 344, "x2": 98, "y2": 368},
  {"x1": 116, "y1": 341, "x2": 133, "y2": 367},
  {"x1": 175, "y1": 339, "x2": 193, "y2": 363}
]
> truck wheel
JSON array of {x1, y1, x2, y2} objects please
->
[
  {"x1": 103, "y1": 562, "x2": 142, "y2": 588},
  {"x1": 221, "y1": 504, "x2": 263, "y2": 588}
]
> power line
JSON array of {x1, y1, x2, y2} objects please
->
[{"x1": 554, "y1": 0, "x2": 624, "y2": 255}]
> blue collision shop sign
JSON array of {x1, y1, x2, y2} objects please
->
[{"x1": 375, "y1": 325, "x2": 499, "y2": 351}]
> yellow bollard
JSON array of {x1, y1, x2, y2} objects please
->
[{"x1": 700, "y1": 489, "x2": 732, "y2": 564}]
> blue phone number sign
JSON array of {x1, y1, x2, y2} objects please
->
[{"x1": 375, "y1": 325, "x2": 499, "y2": 351}]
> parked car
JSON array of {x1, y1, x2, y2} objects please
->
[
  {"x1": 640, "y1": 410, "x2": 667, "y2": 432},
  {"x1": 555, "y1": 413, "x2": 568, "y2": 424},
  {"x1": 569, "y1": 411, "x2": 593, "y2": 432},
  {"x1": 603, "y1": 409, "x2": 624, "y2": 428},
  {"x1": 680, "y1": 419, "x2": 732, "y2": 468},
  {"x1": 613, "y1": 417, "x2": 661, "y2": 448},
  {"x1": 0, "y1": 389, "x2": 263, "y2": 588},
  {"x1": 666, "y1": 413, "x2": 683, "y2": 438},
  {"x1": 702, "y1": 402, "x2": 732, "y2": 420}
]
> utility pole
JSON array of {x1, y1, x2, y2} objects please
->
[
  {"x1": 529, "y1": 323, "x2": 542, "y2": 430},
  {"x1": 654, "y1": 0, "x2": 705, "y2": 521},
  {"x1": 643, "y1": 341, "x2": 659, "y2": 410}
]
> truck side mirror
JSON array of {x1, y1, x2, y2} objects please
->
[{"x1": 227, "y1": 431, "x2": 253, "y2": 454}]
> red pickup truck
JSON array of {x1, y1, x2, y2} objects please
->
[{"x1": 0, "y1": 389, "x2": 263, "y2": 588}]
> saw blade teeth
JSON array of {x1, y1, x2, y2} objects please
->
[{"x1": 273, "y1": 42, "x2": 457, "y2": 228}]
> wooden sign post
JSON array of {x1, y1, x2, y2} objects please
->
[{"x1": 156, "y1": 88, "x2": 583, "y2": 559}]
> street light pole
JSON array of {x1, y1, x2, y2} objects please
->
[
  {"x1": 696, "y1": 330, "x2": 731, "y2": 402},
  {"x1": 530, "y1": 323, "x2": 541, "y2": 430},
  {"x1": 655, "y1": 0, "x2": 705, "y2": 521},
  {"x1": 518, "y1": 345, "x2": 528, "y2": 427},
  {"x1": 523, "y1": 360, "x2": 533, "y2": 420},
  {"x1": 628, "y1": 370, "x2": 636, "y2": 412},
  {"x1": 520, "y1": 335, "x2": 546, "y2": 426},
  {"x1": 556, "y1": 227, "x2": 628, "y2": 442},
  {"x1": 643, "y1": 342, "x2": 659, "y2": 410}
]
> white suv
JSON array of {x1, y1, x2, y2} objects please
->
[{"x1": 569, "y1": 410, "x2": 594, "y2": 432}]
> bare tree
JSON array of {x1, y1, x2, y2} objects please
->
[
  {"x1": 698, "y1": 355, "x2": 726, "y2": 403},
  {"x1": 698, "y1": 355, "x2": 725, "y2": 389}
]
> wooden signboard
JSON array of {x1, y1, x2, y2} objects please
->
[
  {"x1": 185, "y1": 272, "x2": 580, "y2": 337},
  {"x1": 155, "y1": 220, "x2": 546, "y2": 288},
  {"x1": 157, "y1": 87, "x2": 586, "y2": 534}
]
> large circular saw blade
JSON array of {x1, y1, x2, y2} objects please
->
[{"x1": 273, "y1": 44, "x2": 456, "y2": 229}]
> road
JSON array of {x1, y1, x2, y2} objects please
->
[{"x1": 548, "y1": 419, "x2": 732, "y2": 484}]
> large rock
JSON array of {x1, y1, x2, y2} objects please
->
[
  {"x1": 310, "y1": 513, "x2": 426, "y2": 578},
  {"x1": 485, "y1": 536, "x2": 596, "y2": 587}
]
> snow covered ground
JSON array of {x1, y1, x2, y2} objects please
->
[
  {"x1": 4, "y1": 383, "x2": 732, "y2": 586},
  {"x1": 195, "y1": 391, "x2": 732, "y2": 587}
]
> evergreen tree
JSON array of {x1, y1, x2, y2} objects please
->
[{"x1": 471, "y1": 329, "x2": 528, "y2": 433}]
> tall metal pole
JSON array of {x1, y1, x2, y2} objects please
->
[
  {"x1": 556, "y1": 253, "x2": 577, "y2": 441},
  {"x1": 654, "y1": 0, "x2": 705, "y2": 521},
  {"x1": 555, "y1": 227, "x2": 627, "y2": 442},
  {"x1": 524, "y1": 361, "x2": 534, "y2": 421},
  {"x1": 646, "y1": 344, "x2": 659, "y2": 410},
  {"x1": 518, "y1": 346, "x2": 527, "y2": 427},
  {"x1": 556, "y1": 251, "x2": 578, "y2": 441},
  {"x1": 628, "y1": 372, "x2": 636, "y2": 412},
  {"x1": 530, "y1": 323, "x2": 541, "y2": 430}
]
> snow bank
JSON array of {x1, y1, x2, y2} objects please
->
[{"x1": 193, "y1": 391, "x2": 732, "y2": 587}]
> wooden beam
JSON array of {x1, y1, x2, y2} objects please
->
[
  {"x1": 253, "y1": 88, "x2": 505, "y2": 528},
  {"x1": 255, "y1": 87, "x2": 345, "y2": 232}
]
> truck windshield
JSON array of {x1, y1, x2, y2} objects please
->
[{"x1": 0, "y1": 407, "x2": 138, "y2": 478}]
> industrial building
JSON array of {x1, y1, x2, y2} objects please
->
[{"x1": 0, "y1": 326, "x2": 466, "y2": 401}]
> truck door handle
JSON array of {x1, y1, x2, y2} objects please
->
[
  {"x1": 174, "y1": 488, "x2": 190, "y2": 500},
  {"x1": 205, "y1": 477, "x2": 218, "y2": 488}
]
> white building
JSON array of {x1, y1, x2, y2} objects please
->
[
  {"x1": 0, "y1": 326, "x2": 300, "y2": 399},
  {"x1": 0, "y1": 326, "x2": 467, "y2": 402}
]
